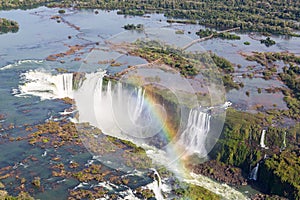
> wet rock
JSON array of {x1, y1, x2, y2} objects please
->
[
  {"x1": 21, "y1": 178, "x2": 26, "y2": 184},
  {"x1": 251, "y1": 193, "x2": 288, "y2": 200},
  {"x1": 69, "y1": 162, "x2": 79, "y2": 169},
  {"x1": 0, "y1": 190, "x2": 8, "y2": 197},
  {"x1": 32, "y1": 177, "x2": 41, "y2": 188},
  {"x1": 0, "y1": 114, "x2": 6, "y2": 121},
  {"x1": 189, "y1": 160, "x2": 248, "y2": 186}
]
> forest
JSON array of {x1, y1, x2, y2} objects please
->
[{"x1": 1, "y1": 0, "x2": 300, "y2": 36}]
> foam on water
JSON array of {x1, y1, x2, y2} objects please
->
[
  {"x1": 0, "y1": 59, "x2": 43, "y2": 71},
  {"x1": 17, "y1": 70, "x2": 74, "y2": 100},
  {"x1": 185, "y1": 173, "x2": 250, "y2": 200}
]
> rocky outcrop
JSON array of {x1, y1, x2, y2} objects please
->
[{"x1": 189, "y1": 160, "x2": 248, "y2": 186}]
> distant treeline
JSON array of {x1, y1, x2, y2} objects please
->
[{"x1": 1, "y1": 0, "x2": 300, "y2": 36}]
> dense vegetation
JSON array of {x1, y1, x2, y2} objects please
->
[
  {"x1": 131, "y1": 40, "x2": 200, "y2": 77},
  {"x1": 130, "y1": 40, "x2": 241, "y2": 90},
  {"x1": 166, "y1": 19, "x2": 197, "y2": 25},
  {"x1": 209, "y1": 108, "x2": 300, "y2": 199},
  {"x1": 280, "y1": 65, "x2": 300, "y2": 99},
  {"x1": 259, "y1": 150, "x2": 300, "y2": 200},
  {"x1": 174, "y1": 183, "x2": 221, "y2": 200},
  {"x1": 1, "y1": 0, "x2": 300, "y2": 36},
  {"x1": 0, "y1": 18, "x2": 19, "y2": 34},
  {"x1": 0, "y1": 0, "x2": 53, "y2": 9},
  {"x1": 196, "y1": 29, "x2": 241, "y2": 40},
  {"x1": 245, "y1": 52, "x2": 300, "y2": 68},
  {"x1": 211, "y1": 54, "x2": 241, "y2": 90},
  {"x1": 279, "y1": 65, "x2": 300, "y2": 119}
]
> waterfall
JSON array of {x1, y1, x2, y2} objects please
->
[
  {"x1": 18, "y1": 70, "x2": 215, "y2": 158},
  {"x1": 56, "y1": 73, "x2": 74, "y2": 98},
  {"x1": 117, "y1": 81, "x2": 122, "y2": 106},
  {"x1": 87, "y1": 74, "x2": 120, "y2": 135},
  {"x1": 147, "y1": 168, "x2": 163, "y2": 200},
  {"x1": 106, "y1": 81, "x2": 112, "y2": 102},
  {"x1": 179, "y1": 109, "x2": 211, "y2": 157},
  {"x1": 95, "y1": 76, "x2": 103, "y2": 102},
  {"x1": 16, "y1": 69, "x2": 249, "y2": 200},
  {"x1": 132, "y1": 88, "x2": 145, "y2": 123},
  {"x1": 260, "y1": 130, "x2": 268, "y2": 149},
  {"x1": 249, "y1": 163, "x2": 259, "y2": 181},
  {"x1": 75, "y1": 73, "x2": 158, "y2": 139},
  {"x1": 18, "y1": 70, "x2": 74, "y2": 100},
  {"x1": 283, "y1": 132, "x2": 286, "y2": 149},
  {"x1": 280, "y1": 132, "x2": 287, "y2": 151}
]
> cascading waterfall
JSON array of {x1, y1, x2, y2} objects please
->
[
  {"x1": 260, "y1": 130, "x2": 268, "y2": 149},
  {"x1": 249, "y1": 163, "x2": 259, "y2": 181},
  {"x1": 16, "y1": 70, "x2": 248, "y2": 200},
  {"x1": 75, "y1": 73, "x2": 162, "y2": 140},
  {"x1": 132, "y1": 88, "x2": 145, "y2": 123},
  {"x1": 18, "y1": 70, "x2": 74, "y2": 100},
  {"x1": 147, "y1": 168, "x2": 163, "y2": 200},
  {"x1": 283, "y1": 132, "x2": 287, "y2": 148},
  {"x1": 117, "y1": 81, "x2": 122, "y2": 106},
  {"x1": 18, "y1": 70, "x2": 214, "y2": 157},
  {"x1": 57, "y1": 73, "x2": 74, "y2": 98},
  {"x1": 281, "y1": 132, "x2": 287, "y2": 151},
  {"x1": 92, "y1": 74, "x2": 120, "y2": 134},
  {"x1": 179, "y1": 109, "x2": 211, "y2": 157}
]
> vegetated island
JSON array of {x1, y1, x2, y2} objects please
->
[
  {"x1": 0, "y1": 18, "x2": 19, "y2": 34},
  {"x1": 260, "y1": 37, "x2": 276, "y2": 47},
  {"x1": 196, "y1": 29, "x2": 241, "y2": 40},
  {"x1": 123, "y1": 23, "x2": 144, "y2": 31}
]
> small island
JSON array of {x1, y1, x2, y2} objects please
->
[
  {"x1": 0, "y1": 18, "x2": 19, "y2": 34},
  {"x1": 123, "y1": 23, "x2": 144, "y2": 31},
  {"x1": 260, "y1": 37, "x2": 276, "y2": 47}
]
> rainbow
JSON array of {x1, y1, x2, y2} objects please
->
[{"x1": 140, "y1": 86, "x2": 190, "y2": 176}]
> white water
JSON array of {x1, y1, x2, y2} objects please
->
[
  {"x1": 281, "y1": 131, "x2": 287, "y2": 151},
  {"x1": 0, "y1": 59, "x2": 43, "y2": 71},
  {"x1": 16, "y1": 70, "x2": 247, "y2": 200},
  {"x1": 249, "y1": 163, "x2": 259, "y2": 181},
  {"x1": 41, "y1": 150, "x2": 48, "y2": 157},
  {"x1": 75, "y1": 71, "x2": 167, "y2": 140},
  {"x1": 73, "y1": 182, "x2": 89, "y2": 190},
  {"x1": 185, "y1": 173, "x2": 249, "y2": 200},
  {"x1": 179, "y1": 109, "x2": 210, "y2": 157},
  {"x1": 132, "y1": 87, "x2": 145, "y2": 123},
  {"x1": 283, "y1": 132, "x2": 287, "y2": 148},
  {"x1": 146, "y1": 168, "x2": 164, "y2": 200},
  {"x1": 17, "y1": 70, "x2": 219, "y2": 158},
  {"x1": 145, "y1": 145, "x2": 248, "y2": 200},
  {"x1": 17, "y1": 70, "x2": 74, "y2": 100},
  {"x1": 260, "y1": 130, "x2": 268, "y2": 149}
]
